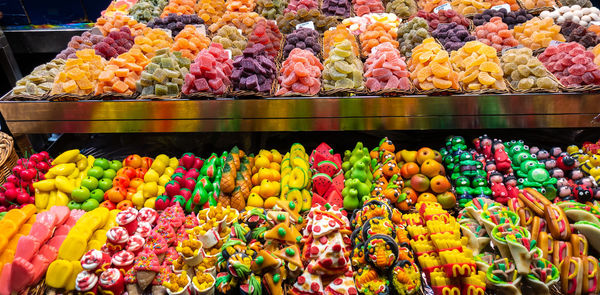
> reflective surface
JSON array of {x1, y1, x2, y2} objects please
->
[{"x1": 1, "y1": 94, "x2": 599, "y2": 133}]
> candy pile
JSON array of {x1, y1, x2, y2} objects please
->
[
  {"x1": 95, "y1": 49, "x2": 150, "y2": 95},
  {"x1": 432, "y1": 22, "x2": 476, "y2": 51},
  {"x1": 486, "y1": 0, "x2": 520, "y2": 10},
  {"x1": 520, "y1": 0, "x2": 556, "y2": 9},
  {"x1": 322, "y1": 39, "x2": 364, "y2": 90},
  {"x1": 130, "y1": 28, "x2": 174, "y2": 59},
  {"x1": 408, "y1": 38, "x2": 459, "y2": 91},
  {"x1": 12, "y1": 59, "x2": 65, "y2": 96},
  {"x1": 341, "y1": 13, "x2": 400, "y2": 35},
  {"x1": 195, "y1": 0, "x2": 227, "y2": 24},
  {"x1": 538, "y1": 42, "x2": 600, "y2": 87},
  {"x1": 322, "y1": 0, "x2": 352, "y2": 17},
  {"x1": 558, "y1": 0, "x2": 592, "y2": 7},
  {"x1": 560, "y1": 21, "x2": 600, "y2": 48},
  {"x1": 386, "y1": 0, "x2": 418, "y2": 19},
  {"x1": 512, "y1": 17, "x2": 565, "y2": 50},
  {"x1": 276, "y1": 9, "x2": 339, "y2": 33},
  {"x1": 282, "y1": 28, "x2": 320, "y2": 59},
  {"x1": 398, "y1": 17, "x2": 431, "y2": 57},
  {"x1": 211, "y1": 25, "x2": 248, "y2": 58},
  {"x1": 209, "y1": 11, "x2": 264, "y2": 35},
  {"x1": 255, "y1": 0, "x2": 286, "y2": 19},
  {"x1": 540, "y1": 5, "x2": 599, "y2": 26},
  {"x1": 169, "y1": 25, "x2": 211, "y2": 60},
  {"x1": 246, "y1": 19, "x2": 283, "y2": 59},
  {"x1": 450, "y1": 0, "x2": 490, "y2": 16},
  {"x1": 160, "y1": 0, "x2": 196, "y2": 16},
  {"x1": 474, "y1": 17, "x2": 520, "y2": 52},
  {"x1": 95, "y1": 15, "x2": 145, "y2": 37},
  {"x1": 231, "y1": 44, "x2": 277, "y2": 93},
  {"x1": 148, "y1": 13, "x2": 205, "y2": 37},
  {"x1": 364, "y1": 43, "x2": 412, "y2": 91},
  {"x1": 182, "y1": 43, "x2": 233, "y2": 95},
  {"x1": 471, "y1": 8, "x2": 533, "y2": 28},
  {"x1": 50, "y1": 49, "x2": 106, "y2": 95},
  {"x1": 57, "y1": 32, "x2": 105, "y2": 60},
  {"x1": 127, "y1": 0, "x2": 168, "y2": 23},
  {"x1": 419, "y1": 0, "x2": 449, "y2": 12},
  {"x1": 284, "y1": 0, "x2": 319, "y2": 13},
  {"x1": 136, "y1": 48, "x2": 191, "y2": 96},
  {"x1": 359, "y1": 22, "x2": 399, "y2": 56},
  {"x1": 352, "y1": 0, "x2": 385, "y2": 16},
  {"x1": 276, "y1": 48, "x2": 323, "y2": 95},
  {"x1": 226, "y1": 0, "x2": 256, "y2": 12},
  {"x1": 502, "y1": 47, "x2": 560, "y2": 90},
  {"x1": 450, "y1": 41, "x2": 507, "y2": 91},
  {"x1": 323, "y1": 25, "x2": 360, "y2": 59},
  {"x1": 416, "y1": 9, "x2": 471, "y2": 31},
  {"x1": 93, "y1": 27, "x2": 135, "y2": 60}
]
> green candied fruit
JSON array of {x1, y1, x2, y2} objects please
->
[
  {"x1": 328, "y1": 68, "x2": 347, "y2": 80},
  {"x1": 510, "y1": 70, "x2": 522, "y2": 81},
  {"x1": 517, "y1": 78, "x2": 534, "y2": 90},
  {"x1": 352, "y1": 70, "x2": 363, "y2": 88},
  {"x1": 172, "y1": 51, "x2": 182, "y2": 58},
  {"x1": 145, "y1": 63, "x2": 159, "y2": 73},
  {"x1": 172, "y1": 78, "x2": 184, "y2": 86},
  {"x1": 330, "y1": 48, "x2": 351, "y2": 58},
  {"x1": 152, "y1": 68, "x2": 167, "y2": 83},
  {"x1": 536, "y1": 77, "x2": 558, "y2": 89},
  {"x1": 155, "y1": 48, "x2": 169, "y2": 56},
  {"x1": 166, "y1": 82, "x2": 179, "y2": 95},
  {"x1": 335, "y1": 78, "x2": 354, "y2": 88},
  {"x1": 141, "y1": 85, "x2": 154, "y2": 95},
  {"x1": 164, "y1": 69, "x2": 180, "y2": 78},
  {"x1": 530, "y1": 66, "x2": 547, "y2": 78},
  {"x1": 502, "y1": 63, "x2": 517, "y2": 75},
  {"x1": 161, "y1": 58, "x2": 175, "y2": 69},
  {"x1": 514, "y1": 55, "x2": 528, "y2": 65},
  {"x1": 155, "y1": 84, "x2": 168, "y2": 95},
  {"x1": 150, "y1": 56, "x2": 162, "y2": 64},
  {"x1": 334, "y1": 61, "x2": 352, "y2": 74},
  {"x1": 516, "y1": 65, "x2": 530, "y2": 77}
]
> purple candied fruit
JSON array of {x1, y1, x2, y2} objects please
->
[
  {"x1": 246, "y1": 75, "x2": 259, "y2": 90},
  {"x1": 582, "y1": 72, "x2": 595, "y2": 84}
]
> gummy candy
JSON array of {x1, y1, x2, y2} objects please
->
[
  {"x1": 285, "y1": 0, "x2": 319, "y2": 13},
  {"x1": 432, "y1": 22, "x2": 476, "y2": 52},
  {"x1": 276, "y1": 8, "x2": 339, "y2": 34},
  {"x1": 170, "y1": 25, "x2": 211, "y2": 60},
  {"x1": 512, "y1": 17, "x2": 565, "y2": 50},
  {"x1": 212, "y1": 25, "x2": 248, "y2": 58},
  {"x1": 450, "y1": 41, "x2": 506, "y2": 91},
  {"x1": 472, "y1": 8, "x2": 532, "y2": 28},
  {"x1": 352, "y1": 0, "x2": 384, "y2": 16},
  {"x1": 195, "y1": 0, "x2": 227, "y2": 24},
  {"x1": 182, "y1": 43, "x2": 234, "y2": 95},
  {"x1": 57, "y1": 32, "x2": 105, "y2": 60},
  {"x1": 359, "y1": 22, "x2": 399, "y2": 57},
  {"x1": 130, "y1": 28, "x2": 174, "y2": 59},
  {"x1": 256, "y1": 0, "x2": 286, "y2": 19},
  {"x1": 398, "y1": 17, "x2": 431, "y2": 58},
  {"x1": 148, "y1": 13, "x2": 205, "y2": 37},
  {"x1": 161, "y1": 0, "x2": 196, "y2": 16},
  {"x1": 226, "y1": 0, "x2": 256, "y2": 12},
  {"x1": 364, "y1": 43, "x2": 411, "y2": 92},
  {"x1": 276, "y1": 48, "x2": 323, "y2": 95},
  {"x1": 231, "y1": 44, "x2": 277, "y2": 93},
  {"x1": 283, "y1": 28, "x2": 321, "y2": 59},
  {"x1": 408, "y1": 38, "x2": 459, "y2": 90},
  {"x1": 12, "y1": 59, "x2": 65, "y2": 96},
  {"x1": 246, "y1": 19, "x2": 282, "y2": 59},
  {"x1": 450, "y1": 0, "x2": 490, "y2": 16},
  {"x1": 51, "y1": 49, "x2": 106, "y2": 95},
  {"x1": 93, "y1": 26, "x2": 134, "y2": 60},
  {"x1": 323, "y1": 25, "x2": 360, "y2": 59},
  {"x1": 95, "y1": 48, "x2": 150, "y2": 95},
  {"x1": 322, "y1": 40, "x2": 364, "y2": 90},
  {"x1": 128, "y1": 0, "x2": 168, "y2": 23},
  {"x1": 95, "y1": 14, "x2": 145, "y2": 37},
  {"x1": 209, "y1": 12, "x2": 265, "y2": 36},
  {"x1": 136, "y1": 48, "x2": 191, "y2": 96},
  {"x1": 474, "y1": 17, "x2": 519, "y2": 52},
  {"x1": 323, "y1": 0, "x2": 352, "y2": 17},
  {"x1": 386, "y1": 0, "x2": 417, "y2": 19}
]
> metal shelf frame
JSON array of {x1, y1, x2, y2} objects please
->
[{"x1": 0, "y1": 94, "x2": 599, "y2": 134}]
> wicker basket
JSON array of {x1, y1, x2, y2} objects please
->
[{"x1": 0, "y1": 132, "x2": 18, "y2": 185}]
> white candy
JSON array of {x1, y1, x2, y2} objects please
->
[
  {"x1": 591, "y1": 7, "x2": 600, "y2": 14},
  {"x1": 564, "y1": 11, "x2": 573, "y2": 20},
  {"x1": 557, "y1": 15, "x2": 566, "y2": 23},
  {"x1": 582, "y1": 15, "x2": 591, "y2": 22},
  {"x1": 582, "y1": 7, "x2": 591, "y2": 14},
  {"x1": 592, "y1": 14, "x2": 600, "y2": 21},
  {"x1": 559, "y1": 6, "x2": 570, "y2": 13},
  {"x1": 572, "y1": 15, "x2": 580, "y2": 23},
  {"x1": 574, "y1": 10, "x2": 583, "y2": 18},
  {"x1": 572, "y1": 5, "x2": 581, "y2": 10},
  {"x1": 580, "y1": 20, "x2": 588, "y2": 26},
  {"x1": 540, "y1": 10, "x2": 550, "y2": 18}
]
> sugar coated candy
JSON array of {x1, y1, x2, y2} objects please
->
[
  {"x1": 51, "y1": 49, "x2": 106, "y2": 95},
  {"x1": 501, "y1": 47, "x2": 559, "y2": 90},
  {"x1": 559, "y1": 21, "x2": 600, "y2": 49},
  {"x1": 322, "y1": 0, "x2": 352, "y2": 17},
  {"x1": 136, "y1": 48, "x2": 191, "y2": 96},
  {"x1": 416, "y1": 10, "x2": 470, "y2": 31},
  {"x1": 93, "y1": 26, "x2": 135, "y2": 60},
  {"x1": 322, "y1": 39, "x2": 364, "y2": 90},
  {"x1": 209, "y1": 12, "x2": 265, "y2": 36},
  {"x1": 211, "y1": 25, "x2": 248, "y2": 58},
  {"x1": 474, "y1": 17, "x2": 519, "y2": 52},
  {"x1": 246, "y1": 19, "x2": 283, "y2": 59},
  {"x1": 12, "y1": 59, "x2": 66, "y2": 96},
  {"x1": 56, "y1": 32, "x2": 105, "y2": 60},
  {"x1": 130, "y1": 28, "x2": 174, "y2": 59},
  {"x1": 432, "y1": 22, "x2": 476, "y2": 52},
  {"x1": 364, "y1": 43, "x2": 412, "y2": 92},
  {"x1": 95, "y1": 14, "x2": 145, "y2": 37},
  {"x1": 398, "y1": 17, "x2": 431, "y2": 57},
  {"x1": 276, "y1": 48, "x2": 323, "y2": 95},
  {"x1": 148, "y1": 13, "x2": 205, "y2": 37},
  {"x1": 170, "y1": 25, "x2": 211, "y2": 60},
  {"x1": 472, "y1": 8, "x2": 532, "y2": 28},
  {"x1": 512, "y1": 17, "x2": 565, "y2": 50},
  {"x1": 95, "y1": 48, "x2": 150, "y2": 95},
  {"x1": 160, "y1": 0, "x2": 196, "y2": 16},
  {"x1": 256, "y1": 0, "x2": 286, "y2": 19},
  {"x1": 359, "y1": 22, "x2": 399, "y2": 57},
  {"x1": 450, "y1": 0, "x2": 490, "y2": 16},
  {"x1": 352, "y1": 0, "x2": 385, "y2": 16},
  {"x1": 285, "y1": 0, "x2": 319, "y2": 13},
  {"x1": 283, "y1": 28, "x2": 321, "y2": 59},
  {"x1": 450, "y1": 41, "x2": 507, "y2": 91},
  {"x1": 386, "y1": 0, "x2": 417, "y2": 19},
  {"x1": 540, "y1": 6, "x2": 600, "y2": 27},
  {"x1": 182, "y1": 43, "x2": 234, "y2": 95},
  {"x1": 128, "y1": 0, "x2": 168, "y2": 23},
  {"x1": 276, "y1": 8, "x2": 339, "y2": 34},
  {"x1": 538, "y1": 42, "x2": 600, "y2": 87},
  {"x1": 323, "y1": 25, "x2": 360, "y2": 59},
  {"x1": 408, "y1": 37, "x2": 459, "y2": 90},
  {"x1": 231, "y1": 43, "x2": 277, "y2": 93},
  {"x1": 225, "y1": 0, "x2": 256, "y2": 12}
]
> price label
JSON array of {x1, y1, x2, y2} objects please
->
[
  {"x1": 501, "y1": 44, "x2": 523, "y2": 54},
  {"x1": 491, "y1": 4, "x2": 511, "y2": 11},
  {"x1": 329, "y1": 27, "x2": 336, "y2": 31},
  {"x1": 591, "y1": 21, "x2": 600, "y2": 26},
  {"x1": 194, "y1": 24, "x2": 206, "y2": 36},
  {"x1": 296, "y1": 21, "x2": 315, "y2": 30},
  {"x1": 549, "y1": 40, "x2": 564, "y2": 46},
  {"x1": 225, "y1": 49, "x2": 232, "y2": 59},
  {"x1": 433, "y1": 3, "x2": 452, "y2": 13},
  {"x1": 238, "y1": 29, "x2": 243, "y2": 35}
]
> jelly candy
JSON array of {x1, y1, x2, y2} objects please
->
[
  {"x1": 56, "y1": 32, "x2": 104, "y2": 60},
  {"x1": 276, "y1": 48, "x2": 323, "y2": 95},
  {"x1": 323, "y1": 25, "x2": 360, "y2": 59},
  {"x1": 12, "y1": 59, "x2": 66, "y2": 96},
  {"x1": 512, "y1": 17, "x2": 565, "y2": 50},
  {"x1": 323, "y1": 0, "x2": 352, "y2": 17},
  {"x1": 93, "y1": 26, "x2": 134, "y2": 60},
  {"x1": 398, "y1": 17, "x2": 431, "y2": 58},
  {"x1": 256, "y1": 0, "x2": 286, "y2": 19},
  {"x1": 386, "y1": 0, "x2": 417, "y2": 19},
  {"x1": 322, "y1": 40, "x2": 364, "y2": 90},
  {"x1": 161, "y1": 0, "x2": 196, "y2": 16},
  {"x1": 128, "y1": 0, "x2": 168, "y2": 23},
  {"x1": 182, "y1": 43, "x2": 233, "y2": 95},
  {"x1": 450, "y1": 0, "x2": 490, "y2": 15},
  {"x1": 283, "y1": 28, "x2": 321, "y2": 59},
  {"x1": 246, "y1": 19, "x2": 282, "y2": 59},
  {"x1": 359, "y1": 22, "x2": 399, "y2": 57},
  {"x1": 209, "y1": 12, "x2": 265, "y2": 36},
  {"x1": 130, "y1": 28, "x2": 174, "y2": 59},
  {"x1": 95, "y1": 14, "x2": 145, "y2": 37},
  {"x1": 276, "y1": 8, "x2": 339, "y2": 34},
  {"x1": 432, "y1": 22, "x2": 476, "y2": 52},
  {"x1": 472, "y1": 8, "x2": 532, "y2": 28},
  {"x1": 195, "y1": 0, "x2": 226, "y2": 24},
  {"x1": 51, "y1": 49, "x2": 105, "y2": 95},
  {"x1": 474, "y1": 17, "x2": 519, "y2": 52},
  {"x1": 136, "y1": 48, "x2": 191, "y2": 96},
  {"x1": 95, "y1": 48, "x2": 150, "y2": 95},
  {"x1": 450, "y1": 41, "x2": 507, "y2": 91},
  {"x1": 408, "y1": 38, "x2": 459, "y2": 90},
  {"x1": 231, "y1": 44, "x2": 277, "y2": 93},
  {"x1": 148, "y1": 13, "x2": 205, "y2": 37},
  {"x1": 352, "y1": 0, "x2": 384, "y2": 16},
  {"x1": 170, "y1": 24, "x2": 211, "y2": 60},
  {"x1": 364, "y1": 43, "x2": 411, "y2": 91},
  {"x1": 212, "y1": 25, "x2": 248, "y2": 58}
]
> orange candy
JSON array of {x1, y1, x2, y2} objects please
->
[
  {"x1": 520, "y1": 0, "x2": 556, "y2": 9},
  {"x1": 195, "y1": 0, "x2": 227, "y2": 24},
  {"x1": 95, "y1": 14, "x2": 146, "y2": 37},
  {"x1": 408, "y1": 38, "x2": 459, "y2": 90},
  {"x1": 161, "y1": 0, "x2": 196, "y2": 16},
  {"x1": 130, "y1": 28, "x2": 174, "y2": 58},
  {"x1": 208, "y1": 12, "x2": 265, "y2": 36},
  {"x1": 450, "y1": 41, "x2": 507, "y2": 91},
  {"x1": 95, "y1": 48, "x2": 149, "y2": 95},
  {"x1": 225, "y1": 0, "x2": 256, "y2": 12},
  {"x1": 593, "y1": 43, "x2": 600, "y2": 66},
  {"x1": 512, "y1": 17, "x2": 565, "y2": 50},
  {"x1": 171, "y1": 25, "x2": 211, "y2": 60},
  {"x1": 323, "y1": 24, "x2": 360, "y2": 59},
  {"x1": 51, "y1": 49, "x2": 106, "y2": 95},
  {"x1": 589, "y1": 25, "x2": 600, "y2": 36},
  {"x1": 474, "y1": 17, "x2": 519, "y2": 52},
  {"x1": 450, "y1": 0, "x2": 490, "y2": 15},
  {"x1": 419, "y1": 0, "x2": 449, "y2": 12},
  {"x1": 359, "y1": 22, "x2": 398, "y2": 57}
]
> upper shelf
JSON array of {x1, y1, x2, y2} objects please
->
[{"x1": 0, "y1": 94, "x2": 599, "y2": 133}]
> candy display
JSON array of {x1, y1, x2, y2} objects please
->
[
  {"x1": 130, "y1": 28, "x2": 174, "y2": 59},
  {"x1": 285, "y1": 0, "x2": 319, "y2": 13},
  {"x1": 359, "y1": 22, "x2": 399, "y2": 57},
  {"x1": 231, "y1": 43, "x2": 277, "y2": 93},
  {"x1": 398, "y1": 17, "x2": 431, "y2": 57},
  {"x1": 322, "y1": 39, "x2": 364, "y2": 91},
  {"x1": 169, "y1": 24, "x2": 211, "y2": 60},
  {"x1": 415, "y1": 9, "x2": 471, "y2": 31},
  {"x1": 182, "y1": 43, "x2": 233, "y2": 95},
  {"x1": 256, "y1": 0, "x2": 287, "y2": 19},
  {"x1": 540, "y1": 5, "x2": 600, "y2": 26},
  {"x1": 450, "y1": 41, "x2": 507, "y2": 91},
  {"x1": 49, "y1": 49, "x2": 105, "y2": 96},
  {"x1": 136, "y1": 48, "x2": 190, "y2": 96},
  {"x1": 246, "y1": 19, "x2": 282, "y2": 59},
  {"x1": 322, "y1": 0, "x2": 352, "y2": 17},
  {"x1": 474, "y1": 17, "x2": 520, "y2": 52},
  {"x1": 56, "y1": 32, "x2": 104, "y2": 60},
  {"x1": 276, "y1": 8, "x2": 340, "y2": 34},
  {"x1": 276, "y1": 48, "x2": 323, "y2": 95},
  {"x1": 501, "y1": 47, "x2": 560, "y2": 91},
  {"x1": 323, "y1": 24, "x2": 360, "y2": 59},
  {"x1": 538, "y1": 42, "x2": 600, "y2": 87},
  {"x1": 386, "y1": 0, "x2": 418, "y2": 19},
  {"x1": 127, "y1": 0, "x2": 168, "y2": 23},
  {"x1": 160, "y1": 0, "x2": 196, "y2": 16},
  {"x1": 195, "y1": 0, "x2": 227, "y2": 24},
  {"x1": 472, "y1": 8, "x2": 533, "y2": 28},
  {"x1": 408, "y1": 38, "x2": 460, "y2": 91},
  {"x1": 432, "y1": 22, "x2": 476, "y2": 51},
  {"x1": 208, "y1": 12, "x2": 265, "y2": 36},
  {"x1": 560, "y1": 21, "x2": 600, "y2": 48},
  {"x1": 450, "y1": 0, "x2": 490, "y2": 16},
  {"x1": 11, "y1": 59, "x2": 65, "y2": 97},
  {"x1": 364, "y1": 43, "x2": 412, "y2": 92}
]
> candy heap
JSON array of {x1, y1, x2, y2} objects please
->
[
  {"x1": 136, "y1": 48, "x2": 190, "y2": 96},
  {"x1": 322, "y1": 0, "x2": 352, "y2": 17},
  {"x1": 419, "y1": 0, "x2": 449, "y2": 12},
  {"x1": 284, "y1": 0, "x2": 319, "y2": 13},
  {"x1": 225, "y1": 0, "x2": 256, "y2": 12},
  {"x1": 279, "y1": 144, "x2": 312, "y2": 212},
  {"x1": 93, "y1": 27, "x2": 135, "y2": 60},
  {"x1": 341, "y1": 13, "x2": 401, "y2": 35},
  {"x1": 538, "y1": 42, "x2": 600, "y2": 87},
  {"x1": 57, "y1": 32, "x2": 105, "y2": 60},
  {"x1": 521, "y1": 0, "x2": 556, "y2": 9},
  {"x1": 450, "y1": 41, "x2": 507, "y2": 91},
  {"x1": 385, "y1": 0, "x2": 418, "y2": 19},
  {"x1": 256, "y1": 0, "x2": 286, "y2": 19},
  {"x1": 276, "y1": 48, "x2": 323, "y2": 96},
  {"x1": 208, "y1": 12, "x2": 264, "y2": 35},
  {"x1": 486, "y1": 0, "x2": 520, "y2": 10},
  {"x1": 322, "y1": 39, "x2": 364, "y2": 91},
  {"x1": 231, "y1": 44, "x2": 277, "y2": 93},
  {"x1": 211, "y1": 25, "x2": 248, "y2": 58},
  {"x1": 416, "y1": 10, "x2": 471, "y2": 31},
  {"x1": 359, "y1": 22, "x2": 399, "y2": 57},
  {"x1": 323, "y1": 25, "x2": 360, "y2": 59},
  {"x1": 560, "y1": 21, "x2": 600, "y2": 48},
  {"x1": 409, "y1": 38, "x2": 459, "y2": 91},
  {"x1": 95, "y1": 15, "x2": 145, "y2": 37},
  {"x1": 472, "y1": 8, "x2": 533, "y2": 28},
  {"x1": 398, "y1": 17, "x2": 431, "y2": 57},
  {"x1": 512, "y1": 17, "x2": 565, "y2": 50},
  {"x1": 352, "y1": 0, "x2": 385, "y2": 16},
  {"x1": 246, "y1": 19, "x2": 283, "y2": 59},
  {"x1": 160, "y1": 0, "x2": 196, "y2": 16},
  {"x1": 474, "y1": 17, "x2": 519, "y2": 52},
  {"x1": 450, "y1": 0, "x2": 490, "y2": 15},
  {"x1": 182, "y1": 43, "x2": 233, "y2": 95},
  {"x1": 540, "y1": 5, "x2": 600, "y2": 26},
  {"x1": 276, "y1": 8, "x2": 340, "y2": 33},
  {"x1": 195, "y1": 0, "x2": 227, "y2": 24},
  {"x1": 148, "y1": 13, "x2": 205, "y2": 37},
  {"x1": 502, "y1": 47, "x2": 560, "y2": 90},
  {"x1": 432, "y1": 22, "x2": 476, "y2": 51},
  {"x1": 282, "y1": 28, "x2": 320, "y2": 59},
  {"x1": 127, "y1": 0, "x2": 168, "y2": 23},
  {"x1": 130, "y1": 28, "x2": 174, "y2": 59},
  {"x1": 50, "y1": 49, "x2": 106, "y2": 95},
  {"x1": 169, "y1": 25, "x2": 211, "y2": 60},
  {"x1": 12, "y1": 59, "x2": 65, "y2": 96},
  {"x1": 95, "y1": 49, "x2": 150, "y2": 95},
  {"x1": 364, "y1": 43, "x2": 412, "y2": 92}
]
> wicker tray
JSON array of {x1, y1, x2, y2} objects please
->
[{"x1": 0, "y1": 132, "x2": 18, "y2": 185}]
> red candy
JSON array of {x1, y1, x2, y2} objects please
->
[
  {"x1": 285, "y1": 0, "x2": 319, "y2": 13},
  {"x1": 352, "y1": 0, "x2": 385, "y2": 16},
  {"x1": 182, "y1": 43, "x2": 234, "y2": 95},
  {"x1": 246, "y1": 19, "x2": 282, "y2": 59},
  {"x1": 538, "y1": 42, "x2": 600, "y2": 87},
  {"x1": 474, "y1": 17, "x2": 519, "y2": 52},
  {"x1": 276, "y1": 48, "x2": 323, "y2": 96},
  {"x1": 364, "y1": 43, "x2": 411, "y2": 92}
]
